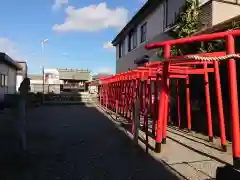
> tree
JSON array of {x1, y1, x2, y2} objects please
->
[
  {"x1": 157, "y1": 0, "x2": 200, "y2": 57},
  {"x1": 174, "y1": 0, "x2": 200, "y2": 38},
  {"x1": 157, "y1": 0, "x2": 240, "y2": 58}
]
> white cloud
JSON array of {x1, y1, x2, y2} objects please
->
[
  {"x1": 103, "y1": 41, "x2": 114, "y2": 50},
  {"x1": 52, "y1": 0, "x2": 68, "y2": 11},
  {"x1": 0, "y1": 37, "x2": 19, "y2": 60},
  {"x1": 92, "y1": 67, "x2": 113, "y2": 75},
  {"x1": 52, "y1": 2, "x2": 128, "y2": 32},
  {"x1": 99, "y1": 67, "x2": 112, "y2": 74}
]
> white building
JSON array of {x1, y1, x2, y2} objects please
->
[
  {"x1": 28, "y1": 75, "x2": 43, "y2": 93},
  {"x1": 44, "y1": 68, "x2": 62, "y2": 85},
  {"x1": 0, "y1": 53, "x2": 21, "y2": 101},
  {"x1": 44, "y1": 68, "x2": 62, "y2": 94},
  {"x1": 29, "y1": 69, "x2": 62, "y2": 94},
  {"x1": 112, "y1": 0, "x2": 240, "y2": 73}
]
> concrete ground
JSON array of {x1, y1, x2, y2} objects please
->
[
  {"x1": 95, "y1": 104, "x2": 233, "y2": 180},
  {"x1": 0, "y1": 104, "x2": 180, "y2": 180}
]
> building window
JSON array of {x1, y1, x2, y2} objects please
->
[
  {"x1": 118, "y1": 41, "x2": 124, "y2": 58},
  {"x1": 0, "y1": 74, "x2": 7, "y2": 87},
  {"x1": 118, "y1": 42, "x2": 122, "y2": 58},
  {"x1": 133, "y1": 30, "x2": 137, "y2": 49},
  {"x1": 4, "y1": 75, "x2": 7, "y2": 86},
  {"x1": 128, "y1": 29, "x2": 137, "y2": 51},
  {"x1": 128, "y1": 32, "x2": 132, "y2": 52},
  {"x1": 163, "y1": 0, "x2": 168, "y2": 29},
  {"x1": 140, "y1": 22, "x2": 147, "y2": 43},
  {"x1": 121, "y1": 40, "x2": 125, "y2": 56}
]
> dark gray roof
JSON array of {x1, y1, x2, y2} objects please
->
[
  {"x1": 0, "y1": 52, "x2": 22, "y2": 70},
  {"x1": 112, "y1": 0, "x2": 162, "y2": 46}
]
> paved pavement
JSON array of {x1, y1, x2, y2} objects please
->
[
  {"x1": 96, "y1": 104, "x2": 232, "y2": 180},
  {"x1": 0, "y1": 104, "x2": 179, "y2": 180}
]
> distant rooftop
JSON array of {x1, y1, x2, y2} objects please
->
[
  {"x1": 57, "y1": 68, "x2": 91, "y2": 73},
  {"x1": 58, "y1": 69, "x2": 92, "y2": 81}
]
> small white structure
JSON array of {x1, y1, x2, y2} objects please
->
[
  {"x1": 29, "y1": 68, "x2": 62, "y2": 94},
  {"x1": 16, "y1": 76, "x2": 23, "y2": 92},
  {"x1": 44, "y1": 69, "x2": 60, "y2": 84},
  {"x1": 44, "y1": 68, "x2": 62, "y2": 94},
  {"x1": 0, "y1": 53, "x2": 21, "y2": 101}
]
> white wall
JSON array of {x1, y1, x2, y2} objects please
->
[
  {"x1": 117, "y1": 2, "x2": 165, "y2": 61},
  {"x1": 44, "y1": 68, "x2": 60, "y2": 84},
  {"x1": 115, "y1": 0, "x2": 240, "y2": 73},
  {"x1": 145, "y1": 3, "x2": 165, "y2": 40},
  {"x1": 212, "y1": 1, "x2": 240, "y2": 25},
  {"x1": 30, "y1": 79, "x2": 42, "y2": 84},
  {"x1": 30, "y1": 79, "x2": 42, "y2": 93},
  {"x1": 16, "y1": 75, "x2": 23, "y2": 92},
  {"x1": 115, "y1": 0, "x2": 181, "y2": 72}
]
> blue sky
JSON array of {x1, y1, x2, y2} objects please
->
[{"x1": 0, "y1": 0, "x2": 146, "y2": 75}]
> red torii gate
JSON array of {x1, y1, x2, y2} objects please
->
[{"x1": 99, "y1": 29, "x2": 240, "y2": 171}]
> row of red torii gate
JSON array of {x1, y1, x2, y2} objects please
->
[{"x1": 90, "y1": 30, "x2": 240, "y2": 172}]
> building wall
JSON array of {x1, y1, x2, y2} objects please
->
[
  {"x1": 16, "y1": 75, "x2": 23, "y2": 92},
  {"x1": 8, "y1": 66, "x2": 17, "y2": 94},
  {"x1": 17, "y1": 62, "x2": 28, "y2": 77},
  {"x1": 116, "y1": 0, "x2": 180, "y2": 73},
  {"x1": 0, "y1": 63, "x2": 17, "y2": 97},
  {"x1": 30, "y1": 79, "x2": 61, "y2": 94},
  {"x1": 44, "y1": 68, "x2": 61, "y2": 85},
  {"x1": 115, "y1": 0, "x2": 240, "y2": 73},
  {"x1": 198, "y1": 1, "x2": 213, "y2": 29},
  {"x1": 166, "y1": 0, "x2": 186, "y2": 28},
  {"x1": 0, "y1": 63, "x2": 8, "y2": 99},
  {"x1": 116, "y1": 33, "x2": 171, "y2": 73},
  {"x1": 212, "y1": 0, "x2": 240, "y2": 25}
]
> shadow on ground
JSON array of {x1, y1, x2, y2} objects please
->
[{"x1": 0, "y1": 103, "x2": 180, "y2": 180}]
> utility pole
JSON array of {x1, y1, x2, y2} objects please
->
[{"x1": 41, "y1": 38, "x2": 48, "y2": 103}]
